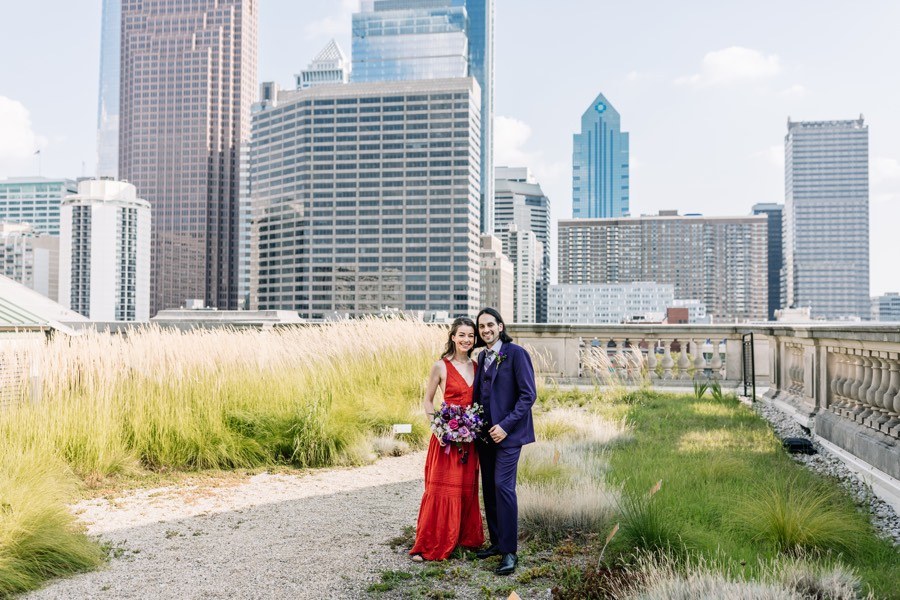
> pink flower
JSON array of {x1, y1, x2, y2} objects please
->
[
  {"x1": 458, "y1": 427, "x2": 470, "y2": 437},
  {"x1": 448, "y1": 418, "x2": 459, "y2": 430}
]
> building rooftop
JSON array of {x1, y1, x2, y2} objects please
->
[{"x1": 0, "y1": 275, "x2": 86, "y2": 331}]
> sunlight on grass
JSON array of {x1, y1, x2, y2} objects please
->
[{"x1": 690, "y1": 401, "x2": 735, "y2": 418}]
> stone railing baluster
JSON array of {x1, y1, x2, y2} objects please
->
[
  {"x1": 647, "y1": 339, "x2": 659, "y2": 380},
  {"x1": 661, "y1": 340, "x2": 674, "y2": 381}
]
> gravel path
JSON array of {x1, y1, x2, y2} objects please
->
[{"x1": 25, "y1": 453, "x2": 428, "y2": 600}]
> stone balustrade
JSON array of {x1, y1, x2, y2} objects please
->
[
  {"x1": 513, "y1": 322, "x2": 900, "y2": 501},
  {"x1": 511, "y1": 324, "x2": 768, "y2": 385}
]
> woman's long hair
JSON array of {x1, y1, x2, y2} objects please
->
[
  {"x1": 475, "y1": 307, "x2": 514, "y2": 348},
  {"x1": 441, "y1": 317, "x2": 477, "y2": 359}
]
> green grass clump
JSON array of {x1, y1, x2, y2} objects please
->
[
  {"x1": 0, "y1": 450, "x2": 103, "y2": 596},
  {"x1": 592, "y1": 392, "x2": 900, "y2": 598},
  {"x1": 737, "y1": 476, "x2": 871, "y2": 555}
]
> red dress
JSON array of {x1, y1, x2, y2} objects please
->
[{"x1": 409, "y1": 358, "x2": 485, "y2": 560}]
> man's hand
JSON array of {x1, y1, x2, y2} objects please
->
[{"x1": 489, "y1": 424, "x2": 507, "y2": 443}]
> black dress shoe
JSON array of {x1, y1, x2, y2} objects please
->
[
  {"x1": 475, "y1": 545, "x2": 501, "y2": 559},
  {"x1": 495, "y1": 553, "x2": 517, "y2": 575}
]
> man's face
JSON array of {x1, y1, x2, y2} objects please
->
[{"x1": 478, "y1": 313, "x2": 503, "y2": 346}]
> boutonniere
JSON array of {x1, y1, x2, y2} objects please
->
[{"x1": 495, "y1": 351, "x2": 508, "y2": 366}]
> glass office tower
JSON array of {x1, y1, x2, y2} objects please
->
[
  {"x1": 119, "y1": 0, "x2": 258, "y2": 314},
  {"x1": 784, "y1": 117, "x2": 870, "y2": 320},
  {"x1": 96, "y1": 0, "x2": 120, "y2": 178},
  {"x1": 752, "y1": 202, "x2": 784, "y2": 320},
  {"x1": 572, "y1": 92, "x2": 630, "y2": 218},
  {"x1": 352, "y1": 0, "x2": 494, "y2": 233}
]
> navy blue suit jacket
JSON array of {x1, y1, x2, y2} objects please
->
[{"x1": 473, "y1": 342, "x2": 537, "y2": 448}]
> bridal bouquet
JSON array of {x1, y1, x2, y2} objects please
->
[{"x1": 430, "y1": 403, "x2": 485, "y2": 464}]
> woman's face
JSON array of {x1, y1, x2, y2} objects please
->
[{"x1": 451, "y1": 325, "x2": 476, "y2": 355}]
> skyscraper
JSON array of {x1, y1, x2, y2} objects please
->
[
  {"x1": 251, "y1": 78, "x2": 482, "y2": 319},
  {"x1": 479, "y1": 234, "x2": 513, "y2": 320},
  {"x1": 500, "y1": 225, "x2": 540, "y2": 323},
  {"x1": 784, "y1": 117, "x2": 870, "y2": 320},
  {"x1": 352, "y1": 0, "x2": 494, "y2": 233},
  {"x1": 752, "y1": 203, "x2": 784, "y2": 320},
  {"x1": 0, "y1": 177, "x2": 77, "y2": 235},
  {"x1": 59, "y1": 180, "x2": 151, "y2": 322},
  {"x1": 296, "y1": 39, "x2": 350, "y2": 89},
  {"x1": 0, "y1": 221, "x2": 60, "y2": 302},
  {"x1": 572, "y1": 92, "x2": 629, "y2": 218},
  {"x1": 96, "y1": 0, "x2": 120, "y2": 179},
  {"x1": 558, "y1": 212, "x2": 768, "y2": 322},
  {"x1": 494, "y1": 166, "x2": 550, "y2": 322},
  {"x1": 119, "y1": 0, "x2": 258, "y2": 314}
]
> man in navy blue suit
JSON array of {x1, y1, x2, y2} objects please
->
[{"x1": 472, "y1": 307, "x2": 537, "y2": 576}]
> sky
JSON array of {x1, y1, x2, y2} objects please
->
[{"x1": 1, "y1": 0, "x2": 898, "y2": 294}]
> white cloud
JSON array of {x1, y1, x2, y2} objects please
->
[
  {"x1": 676, "y1": 47, "x2": 782, "y2": 86},
  {"x1": 303, "y1": 0, "x2": 358, "y2": 40},
  {"x1": 779, "y1": 84, "x2": 807, "y2": 96},
  {"x1": 872, "y1": 157, "x2": 900, "y2": 183},
  {"x1": 753, "y1": 144, "x2": 784, "y2": 169},
  {"x1": 494, "y1": 115, "x2": 567, "y2": 185},
  {"x1": 0, "y1": 96, "x2": 45, "y2": 160}
]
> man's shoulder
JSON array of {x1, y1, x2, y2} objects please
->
[{"x1": 504, "y1": 342, "x2": 529, "y2": 356}]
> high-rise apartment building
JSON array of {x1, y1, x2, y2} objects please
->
[
  {"x1": 120, "y1": 0, "x2": 258, "y2": 314},
  {"x1": 872, "y1": 293, "x2": 900, "y2": 322},
  {"x1": 573, "y1": 92, "x2": 629, "y2": 218},
  {"x1": 558, "y1": 212, "x2": 768, "y2": 322},
  {"x1": 752, "y1": 202, "x2": 784, "y2": 320},
  {"x1": 548, "y1": 282, "x2": 675, "y2": 325},
  {"x1": 479, "y1": 234, "x2": 514, "y2": 321},
  {"x1": 0, "y1": 222, "x2": 59, "y2": 303},
  {"x1": 296, "y1": 39, "x2": 350, "y2": 89},
  {"x1": 352, "y1": 0, "x2": 494, "y2": 233},
  {"x1": 784, "y1": 117, "x2": 870, "y2": 320},
  {"x1": 59, "y1": 180, "x2": 151, "y2": 322},
  {"x1": 494, "y1": 166, "x2": 550, "y2": 322},
  {"x1": 96, "y1": 0, "x2": 121, "y2": 178},
  {"x1": 251, "y1": 78, "x2": 482, "y2": 319},
  {"x1": 0, "y1": 177, "x2": 77, "y2": 235},
  {"x1": 498, "y1": 225, "x2": 540, "y2": 323}
]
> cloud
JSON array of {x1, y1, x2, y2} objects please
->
[
  {"x1": 303, "y1": 0, "x2": 358, "y2": 40},
  {"x1": 0, "y1": 96, "x2": 45, "y2": 160},
  {"x1": 494, "y1": 116, "x2": 567, "y2": 186},
  {"x1": 872, "y1": 157, "x2": 900, "y2": 183},
  {"x1": 676, "y1": 47, "x2": 782, "y2": 86},
  {"x1": 779, "y1": 84, "x2": 807, "y2": 97},
  {"x1": 753, "y1": 144, "x2": 784, "y2": 169}
]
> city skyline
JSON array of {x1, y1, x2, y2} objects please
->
[{"x1": 1, "y1": 1, "x2": 898, "y2": 295}]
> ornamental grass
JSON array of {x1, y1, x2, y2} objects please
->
[{"x1": 0, "y1": 319, "x2": 445, "y2": 595}]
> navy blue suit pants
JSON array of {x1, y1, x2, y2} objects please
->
[{"x1": 478, "y1": 441, "x2": 521, "y2": 553}]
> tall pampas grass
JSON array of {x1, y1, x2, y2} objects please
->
[{"x1": 0, "y1": 319, "x2": 447, "y2": 595}]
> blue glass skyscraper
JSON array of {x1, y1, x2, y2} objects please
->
[
  {"x1": 96, "y1": 0, "x2": 121, "y2": 178},
  {"x1": 572, "y1": 93, "x2": 629, "y2": 218},
  {"x1": 352, "y1": 0, "x2": 494, "y2": 233}
]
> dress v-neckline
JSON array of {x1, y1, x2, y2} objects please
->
[{"x1": 446, "y1": 358, "x2": 474, "y2": 388}]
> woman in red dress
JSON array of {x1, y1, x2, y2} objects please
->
[{"x1": 409, "y1": 317, "x2": 485, "y2": 561}]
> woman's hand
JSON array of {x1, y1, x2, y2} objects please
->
[{"x1": 434, "y1": 432, "x2": 445, "y2": 447}]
